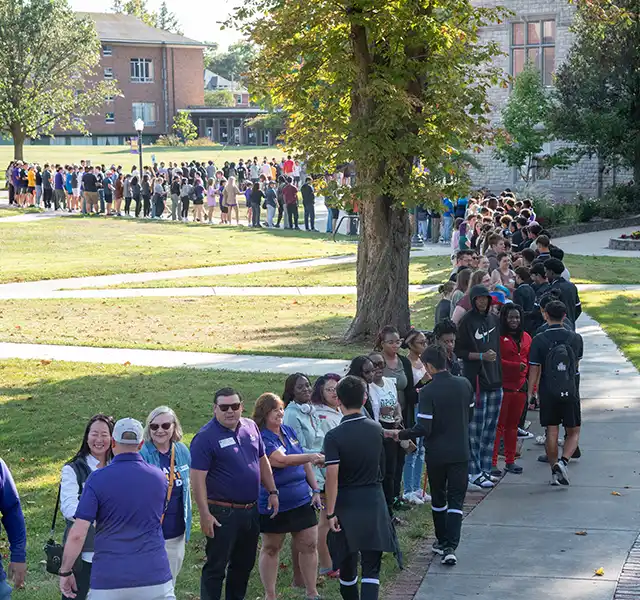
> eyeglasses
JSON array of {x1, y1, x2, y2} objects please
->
[
  {"x1": 371, "y1": 361, "x2": 385, "y2": 368},
  {"x1": 149, "y1": 422, "x2": 173, "y2": 431},
  {"x1": 217, "y1": 403, "x2": 242, "y2": 412}
]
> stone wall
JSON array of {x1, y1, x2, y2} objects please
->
[{"x1": 469, "y1": 0, "x2": 633, "y2": 200}]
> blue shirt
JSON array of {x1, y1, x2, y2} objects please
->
[
  {"x1": 442, "y1": 197, "x2": 454, "y2": 217},
  {"x1": 190, "y1": 417, "x2": 265, "y2": 504},
  {"x1": 158, "y1": 450, "x2": 185, "y2": 540},
  {"x1": 75, "y1": 452, "x2": 171, "y2": 590},
  {"x1": 54, "y1": 172, "x2": 64, "y2": 190},
  {"x1": 0, "y1": 459, "x2": 26, "y2": 583},
  {"x1": 258, "y1": 426, "x2": 310, "y2": 514}
]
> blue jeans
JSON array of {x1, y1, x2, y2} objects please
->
[
  {"x1": 442, "y1": 215, "x2": 453, "y2": 243},
  {"x1": 0, "y1": 579, "x2": 12, "y2": 599},
  {"x1": 403, "y1": 407, "x2": 426, "y2": 494},
  {"x1": 417, "y1": 219, "x2": 428, "y2": 242}
]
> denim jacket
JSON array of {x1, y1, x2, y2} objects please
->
[{"x1": 140, "y1": 441, "x2": 192, "y2": 541}]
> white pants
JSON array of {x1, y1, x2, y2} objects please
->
[
  {"x1": 165, "y1": 534, "x2": 186, "y2": 583},
  {"x1": 267, "y1": 204, "x2": 276, "y2": 227},
  {"x1": 87, "y1": 580, "x2": 175, "y2": 600}
]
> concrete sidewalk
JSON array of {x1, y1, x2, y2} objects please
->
[
  {"x1": 554, "y1": 226, "x2": 640, "y2": 258},
  {"x1": 415, "y1": 313, "x2": 640, "y2": 600}
]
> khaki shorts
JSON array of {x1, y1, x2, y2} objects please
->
[{"x1": 85, "y1": 191, "x2": 98, "y2": 206}]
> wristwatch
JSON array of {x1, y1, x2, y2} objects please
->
[
  {"x1": 312, "y1": 488, "x2": 322, "y2": 494},
  {"x1": 59, "y1": 571, "x2": 73, "y2": 577},
  {"x1": 268, "y1": 490, "x2": 279, "y2": 496}
]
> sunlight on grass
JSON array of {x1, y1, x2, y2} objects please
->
[{"x1": 565, "y1": 255, "x2": 640, "y2": 285}]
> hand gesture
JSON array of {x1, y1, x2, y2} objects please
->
[
  {"x1": 268, "y1": 493, "x2": 280, "y2": 519},
  {"x1": 200, "y1": 511, "x2": 221, "y2": 538},
  {"x1": 520, "y1": 362, "x2": 527, "y2": 372},
  {"x1": 483, "y1": 349, "x2": 497, "y2": 362},
  {"x1": 9, "y1": 562, "x2": 26, "y2": 589},
  {"x1": 311, "y1": 492, "x2": 323, "y2": 510},
  {"x1": 528, "y1": 395, "x2": 538, "y2": 410},
  {"x1": 328, "y1": 515, "x2": 341, "y2": 532},
  {"x1": 310, "y1": 453, "x2": 325, "y2": 466},
  {"x1": 59, "y1": 573, "x2": 76, "y2": 598}
]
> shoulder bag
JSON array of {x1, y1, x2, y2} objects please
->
[{"x1": 161, "y1": 444, "x2": 176, "y2": 524}]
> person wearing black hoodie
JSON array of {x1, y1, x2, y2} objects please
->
[
  {"x1": 455, "y1": 285, "x2": 502, "y2": 490},
  {"x1": 545, "y1": 259, "x2": 581, "y2": 326}
]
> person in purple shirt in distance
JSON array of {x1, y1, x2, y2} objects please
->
[
  {"x1": 59, "y1": 418, "x2": 174, "y2": 600},
  {"x1": 0, "y1": 459, "x2": 27, "y2": 600},
  {"x1": 190, "y1": 388, "x2": 279, "y2": 600},
  {"x1": 54, "y1": 166, "x2": 66, "y2": 211}
]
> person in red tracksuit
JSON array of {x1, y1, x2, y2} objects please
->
[{"x1": 491, "y1": 304, "x2": 532, "y2": 475}]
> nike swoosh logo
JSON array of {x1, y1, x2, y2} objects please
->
[{"x1": 474, "y1": 327, "x2": 496, "y2": 340}]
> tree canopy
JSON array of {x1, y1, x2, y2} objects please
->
[
  {"x1": 0, "y1": 0, "x2": 120, "y2": 159},
  {"x1": 112, "y1": 0, "x2": 183, "y2": 34},
  {"x1": 204, "y1": 90, "x2": 235, "y2": 108},
  {"x1": 233, "y1": 0, "x2": 504, "y2": 339},
  {"x1": 204, "y1": 42, "x2": 257, "y2": 85}
]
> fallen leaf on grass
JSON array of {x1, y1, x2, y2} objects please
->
[
  {"x1": 611, "y1": 491, "x2": 621, "y2": 496},
  {"x1": 39, "y1": 359, "x2": 52, "y2": 365},
  {"x1": 594, "y1": 568, "x2": 604, "y2": 576},
  {"x1": 575, "y1": 531, "x2": 588, "y2": 536},
  {"x1": 123, "y1": 361, "x2": 131, "y2": 367}
]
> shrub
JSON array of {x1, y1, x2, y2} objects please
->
[
  {"x1": 186, "y1": 137, "x2": 222, "y2": 148},
  {"x1": 155, "y1": 134, "x2": 182, "y2": 147},
  {"x1": 576, "y1": 196, "x2": 600, "y2": 222}
]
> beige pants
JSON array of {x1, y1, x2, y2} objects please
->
[
  {"x1": 165, "y1": 534, "x2": 186, "y2": 584},
  {"x1": 87, "y1": 580, "x2": 175, "y2": 600}
]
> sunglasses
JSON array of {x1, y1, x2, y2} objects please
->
[
  {"x1": 217, "y1": 403, "x2": 242, "y2": 412},
  {"x1": 149, "y1": 422, "x2": 173, "y2": 431},
  {"x1": 371, "y1": 361, "x2": 385, "y2": 368}
]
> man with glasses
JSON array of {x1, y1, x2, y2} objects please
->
[{"x1": 190, "y1": 388, "x2": 279, "y2": 600}]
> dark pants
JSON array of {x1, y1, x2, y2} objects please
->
[
  {"x1": 134, "y1": 197, "x2": 141, "y2": 218},
  {"x1": 154, "y1": 196, "x2": 165, "y2": 217},
  {"x1": 287, "y1": 203, "x2": 299, "y2": 228},
  {"x1": 251, "y1": 202, "x2": 261, "y2": 227},
  {"x1": 8, "y1": 184, "x2": 15, "y2": 205},
  {"x1": 200, "y1": 504, "x2": 260, "y2": 600},
  {"x1": 338, "y1": 550, "x2": 382, "y2": 600},
  {"x1": 381, "y1": 435, "x2": 404, "y2": 512},
  {"x1": 124, "y1": 197, "x2": 132, "y2": 215},
  {"x1": 62, "y1": 559, "x2": 91, "y2": 600},
  {"x1": 43, "y1": 188, "x2": 52, "y2": 208},
  {"x1": 143, "y1": 195, "x2": 151, "y2": 217},
  {"x1": 181, "y1": 198, "x2": 190, "y2": 219},
  {"x1": 276, "y1": 200, "x2": 284, "y2": 227},
  {"x1": 428, "y1": 460, "x2": 468, "y2": 551},
  {"x1": 303, "y1": 201, "x2": 315, "y2": 230}
]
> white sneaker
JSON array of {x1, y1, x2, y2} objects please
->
[
  {"x1": 534, "y1": 435, "x2": 546, "y2": 445},
  {"x1": 415, "y1": 489, "x2": 432, "y2": 502},
  {"x1": 403, "y1": 491, "x2": 424, "y2": 505}
]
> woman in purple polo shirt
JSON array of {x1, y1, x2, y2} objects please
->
[{"x1": 252, "y1": 393, "x2": 324, "y2": 600}]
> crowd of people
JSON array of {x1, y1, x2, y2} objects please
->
[
  {"x1": 4, "y1": 155, "x2": 328, "y2": 231},
  {"x1": 0, "y1": 188, "x2": 586, "y2": 600}
]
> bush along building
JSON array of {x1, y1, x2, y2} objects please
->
[{"x1": 470, "y1": 0, "x2": 631, "y2": 199}]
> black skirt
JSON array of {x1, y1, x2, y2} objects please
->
[{"x1": 259, "y1": 502, "x2": 317, "y2": 534}]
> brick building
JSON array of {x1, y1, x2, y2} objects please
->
[
  {"x1": 470, "y1": 0, "x2": 630, "y2": 199},
  {"x1": 52, "y1": 12, "x2": 204, "y2": 145}
]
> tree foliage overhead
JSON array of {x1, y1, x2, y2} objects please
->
[
  {"x1": 493, "y1": 63, "x2": 571, "y2": 183},
  {"x1": 112, "y1": 0, "x2": 183, "y2": 34},
  {"x1": 204, "y1": 90, "x2": 235, "y2": 108},
  {"x1": 204, "y1": 42, "x2": 257, "y2": 85},
  {"x1": 0, "y1": 0, "x2": 120, "y2": 159},
  {"x1": 548, "y1": 0, "x2": 640, "y2": 182},
  {"x1": 172, "y1": 112, "x2": 197, "y2": 142},
  {"x1": 234, "y1": 0, "x2": 505, "y2": 206}
]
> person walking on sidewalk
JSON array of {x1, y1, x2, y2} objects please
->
[
  {"x1": 190, "y1": 388, "x2": 279, "y2": 600},
  {"x1": 59, "y1": 418, "x2": 175, "y2": 600},
  {"x1": 455, "y1": 285, "x2": 503, "y2": 490},
  {"x1": 323, "y1": 376, "x2": 399, "y2": 600},
  {"x1": 397, "y1": 344, "x2": 475, "y2": 566},
  {"x1": 0, "y1": 459, "x2": 27, "y2": 599},
  {"x1": 527, "y1": 301, "x2": 583, "y2": 486},
  {"x1": 491, "y1": 304, "x2": 532, "y2": 476}
]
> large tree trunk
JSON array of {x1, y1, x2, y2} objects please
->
[
  {"x1": 11, "y1": 124, "x2": 25, "y2": 161},
  {"x1": 344, "y1": 189, "x2": 412, "y2": 342}
]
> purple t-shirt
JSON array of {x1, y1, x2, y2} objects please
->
[
  {"x1": 54, "y1": 172, "x2": 64, "y2": 190},
  {"x1": 75, "y1": 453, "x2": 171, "y2": 590},
  {"x1": 158, "y1": 450, "x2": 185, "y2": 540},
  {"x1": 190, "y1": 417, "x2": 265, "y2": 504}
]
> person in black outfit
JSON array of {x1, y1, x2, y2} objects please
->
[
  {"x1": 249, "y1": 182, "x2": 264, "y2": 227},
  {"x1": 300, "y1": 177, "x2": 316, "y2": 231},
  {"x1": 323, "y1": 376, "x2": 399, "y2": 600},
  {"x1": 545, "y1": 259, "x2": 582, "y2": 326},
  {"x1": 397, "y1": 345, "x2": 474, "y2": 566}
]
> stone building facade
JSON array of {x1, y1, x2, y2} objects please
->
[{"x1": 470, "y1": 0, "x2": 629, "y2": 200}]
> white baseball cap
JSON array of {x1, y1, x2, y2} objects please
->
[{"x1": 112, "y1": 418, "x2": 144, "y2": 445}]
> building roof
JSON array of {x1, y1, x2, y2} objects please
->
[
  {"x1": 79, "y1": 12, "x2": 204, "y2": 47},
  {"x1": 204, "y1": 70, "x2": 249, "y2": 94}
]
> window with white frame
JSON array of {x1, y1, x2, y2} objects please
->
[
  {"x1": 104, "y1": 67, "x2": 113, "y2": 80},
  {"x1": 130, "y1": 58, "x2": 154, "y2": 82},
  {"x1": 511, "y1": 20, "x2": 556, "y2": 86},
  {"x1": 102, "y1": 45, "x2": 113, "y2": 56},
  {"x1": 132, "y1": 102, "x2": 157, "y2": 126},
  {"x1": 236, "y1": 94, "x2": 243, "y2": 105},
  {"x1": 105, "y1": 112, "x2": 115, "y2": 123}
]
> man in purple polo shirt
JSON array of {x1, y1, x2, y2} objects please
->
[
  {"x1": 191, "y1": 387, "x2": 279, "y2": 600},
  {"x1": 54, "y1": 166, "x2": 65, "y2": 211},
  {"x1": 59, "y1": 418, "x2": 174, "y2": 600}
]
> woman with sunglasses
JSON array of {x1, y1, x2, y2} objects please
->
[
  {"x1": 373, "y1": 326, "x2": 418, "y2": 511},
  {"x1": 59, "y1": 414, "x2": 114, "y2": 600},
  {"x1": 140, "y1": 406, "x2": 192, "y2": 584},
  {"x1": 310, "y1": 374, "x2": 343, "y2": 577},
  {"x1": 401, "y1": 329, "x2": 431, "y2": 505}
]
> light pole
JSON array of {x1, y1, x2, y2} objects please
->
[{"x1": 134, "y1": 118, "x2": 145, "y2": 178}]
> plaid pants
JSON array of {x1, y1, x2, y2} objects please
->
[{"x1": 468, "y1": 388, "x2": 503, "y2": 478}]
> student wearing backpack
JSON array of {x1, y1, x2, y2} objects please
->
[
  {"x1": 527, "y1": 301, "x2": 583, "y2": 486},
  {"x1": 545, "y1": 259, "x2": 581, "y2": 326}
]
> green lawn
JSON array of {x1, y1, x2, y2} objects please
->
[
  {"x1": 98, "y1": 256, "x2": 452, "y2": 289},
  {"x1": 0, "y1": 219, "x2": 355, "y2": 284},
  {"x1": 581, "y1": 291, "x2": 640, "y2": 370},
  {"x1": 0, "y1": 293, "x2": 436, "y2": 359},
  {"x1": 0, "y1": 206, "x2": 43, "y2": 218},
  {"x1": 564, "y1": 255, "x2": 640, "y2": 285},
  {"x1": 0, "y1": 359, "x2": 431, "y2": 600}
]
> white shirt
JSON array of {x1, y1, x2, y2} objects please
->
[
  {"x1": 368, "y1": 377, "x2": 399, "y2": 423},
  {"x1": 60, "y1": 454, "x2": 100, "y2": 562},
  {"x1": 261, "y1": 163, "x2": 272, "y2": 176}
]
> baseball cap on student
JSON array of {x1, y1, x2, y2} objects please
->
[{"x1": 112, "y1": 418, "x2": 144, "y2": 444}]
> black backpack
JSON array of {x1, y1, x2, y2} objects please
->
[{"x1": 542, "y1": 334, "x2": 578, "y2": 402}]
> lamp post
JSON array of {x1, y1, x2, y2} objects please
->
[{"x1": 134, "y1": 118, "x2": 145, "y2": 178}]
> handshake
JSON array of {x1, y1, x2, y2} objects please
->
[
  {"x1": 383, "y1": 429, "x2": 401, "y2": 441},
  {"x1": 308, "y1": 453, "x2": 325, "y2": 466}
]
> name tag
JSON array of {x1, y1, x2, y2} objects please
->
[{"x1": 219, "y1": 437, "x2": 237, "y2": 449}]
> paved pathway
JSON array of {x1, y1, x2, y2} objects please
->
[
  {"x1": 415, "y1": 313, "x2": 640, "y2": 600},
  {"x1": 554, "y1": 226, "x2": 640, "y2": 258}
]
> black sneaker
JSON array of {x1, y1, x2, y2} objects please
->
[
  {"x1": 552, "y1": 462, "x2": 570, "y2": 486},
  {"x1": 504, "y1": 462, "x2": 523, "y2": 474},
  {"x1": 432, "y1": 541, "x2": 444, "y2": 556},
  {"x1": 442, "y1": 549, "x2": 457, "y2": 566},
  {"x1": 393, "y1": 498, "x2": 412, "y2": 511},
  {"x1": 490, "y1": 467, "x2": 502, "y2": 478},
  {"x1": 571, "y1": 446, "x2": 581, "y2": 462},
  {"x1": 537, "y1": 454, "x2": 549, "y2": 463},
  {"x1": 517, "y1": 428, "x2": 535, "y2": 439}
]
